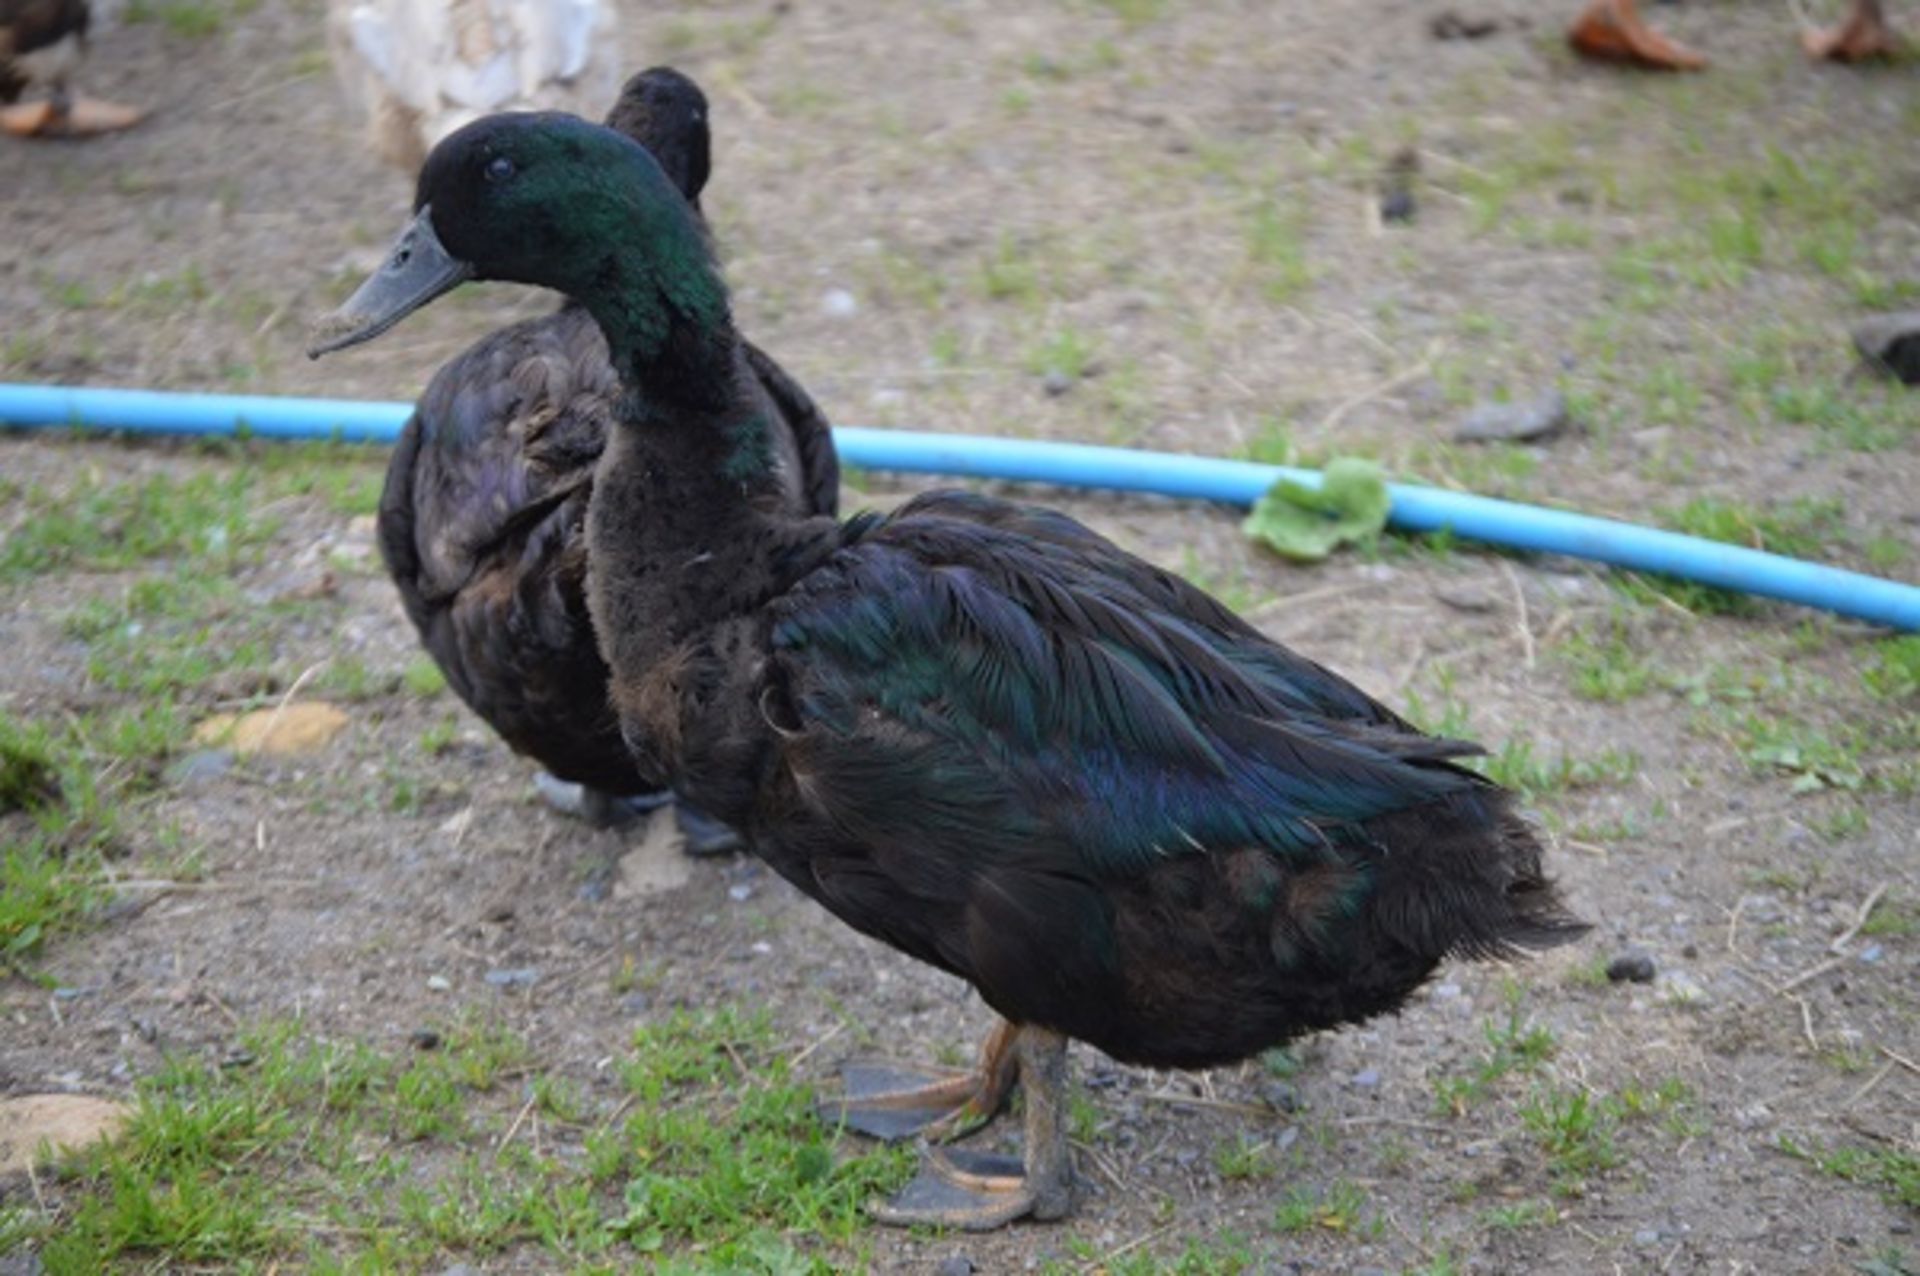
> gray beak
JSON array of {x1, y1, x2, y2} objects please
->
[{"x1": 308, "y1": 207, "x2": 473, "y2": 358}]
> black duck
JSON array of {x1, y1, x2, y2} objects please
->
[
  {"x1": 370, "y1": 68, "x2": 837, "y2": 849},
  {"x1": 313, "y1": 111, "x2": 1588, "y2": 1230}
]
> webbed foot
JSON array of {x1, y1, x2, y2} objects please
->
[
  {"x1": 533, "y1": 773, "x2": 670, "y2": 828},
  {"x1": 1802, "y1": 0, "x2": 1899, "y2": 60},
  {"x1": 819, "y1": 1019, "x2": 1019, "y2": 1142},
  {"x1": 866, "y1": 1026, "x2": 1077, "y2": 1231},
  {"x1": 675, "y1": 803, "x2": 742, "y2": 856},
  {"x1": 1568, "y1": 0, "x2": 1707, "y2": 69},
  {"x1": 0, "y1": 96, "x2": 145, "y2": 138},
  {"x1": 869, "y1": 1147, "x2": 1069, "y2": 1231}
]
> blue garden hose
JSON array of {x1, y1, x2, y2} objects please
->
[{"x1": 2, "y1": 382, "x2": 1915, "y2": 631}]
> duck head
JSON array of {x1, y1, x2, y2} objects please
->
[
  {"x1": 606, "y1": 66, "x2": 711, "y2": 211},
  {"x1": 309, "y1": 110, "x2": 726, "y2": 362}
]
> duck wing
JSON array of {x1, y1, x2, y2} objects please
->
[
  {"x1": 757, "y1": 490, "x2": 1579, "y2": 1061},
  {"x1": 377, "y1": 303, "x2": 642, "y2": 793},
  {"x1": 743, "y1": 337, "x2": 839, "y2": 518}
]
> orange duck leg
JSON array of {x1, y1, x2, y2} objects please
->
[
  {"x1": 0, "y1": 79, "x2": 144, "y2": 138},
  {"x1": 1569, "y1": 0, "x2": 1708, "y2": 70},
  {"x1": 818, "y1": 1017, "x2": 1021, "y2": 1143},
  {"x1": 1803, "y1": 0, "x2": 1901, "y2": 61}
]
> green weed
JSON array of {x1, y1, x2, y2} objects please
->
[
  {"x1": 1433, "y1": 1011, "x2": 1558, "y2": 1115},
  {"x1": 1271, "y1": 1179, "x2": 1372, "y2": 1235},
  {"x1": 1779, "y1": 1136, "x2": 1920, "y2": 1211}
]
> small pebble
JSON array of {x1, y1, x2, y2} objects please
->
[
  {"x1": 820, "y1": 288, "x2": 859, "y2": 319},
  {"x1": 1858, "y1": 943, "x2": 1883, "y2": 964},
  {"x1": 1430, "y1": 10, "x2": 1500, "y2": 38},
  {"x1": 619, "y1": 992, "x2": 650, "y2": 1015},
  {"x1": 1434, "y1": 584, "x2": 1497, "y2": 614},
  {"x1": 166, "y1": 749, "x2": 234, "y2": 787},
  {"x1": 1606, "y1": 951, "x2": 1657, "y2": 984},
  {"x1": 750, "y1": 941, "x2": 773, "y2": 956},
  {"x1": 409, "y1": 1029, "x2": 442, "y2": 1051},
  {"x1": 936, "y1": 1258, "x2": 975, "y2": 1276},
  {"x1": 728, "y1": 883, "x2": 753, "y2": 902},
  {"x1": 484, "y1": 967, "x2": 539, "y2": 988},
  {"x1": 1261, "y1": 1082, "x2": 1301, "y2": 1114},
  {"x1": 1351, "y1": 1067, "x2": 1381, "y2": 1089},
  {"x1": 1634, "y1": 1228, "x2": 1662, "y2": 1247},
  {"x1": 1681, "y1": 943, "x2": 1699, "y2": 959},
  {"x1": 1455, "y1": 390, "x2": 1568, "y2": 443},
  {"x1": 1042, "y1": 370, "x2": 1074, "y2": 397},
  {"x1": 425, "y1": 974, "x2": 452, "y2": 992},
  {"x1": 1380, "y1": 188, "x2": 1416, "y2": 223},
  {"x1": 1431, "y1": 982, "x2": 1463, "y2": 1000}
]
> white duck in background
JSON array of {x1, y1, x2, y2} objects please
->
[{"x1": 326, "y1": 0, "x2": 616, "y2": 170}]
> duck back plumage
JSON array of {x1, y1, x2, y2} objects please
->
[
  {"x1": 683, "y1": 490, "x2": 1582, "y2": 1068},
  {"x1": 380, "y1": 310, "x2": 836, "y2": 795}
]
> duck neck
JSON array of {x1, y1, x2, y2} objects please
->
[{"x1": 584, "y1": 301, "x2": 820, "y2": 672}]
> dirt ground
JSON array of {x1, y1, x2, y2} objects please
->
[{"x1": 3, "y1": 0, "x2": 1918, "y2": 1272}]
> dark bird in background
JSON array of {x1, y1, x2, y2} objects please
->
[
  {"x1": 369, "y1": 67, "x2": 839, "y2": 853},
  {"x1": 1, "y1": 0, "x2": 143, "y2": 137},
  {"x1": 313, "y1": 112, "x2": 1587, "y2": 1231}
]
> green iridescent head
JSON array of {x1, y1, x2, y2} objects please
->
[{"x1": 309, "y1": 110, "x2": 726, "y2": 362}]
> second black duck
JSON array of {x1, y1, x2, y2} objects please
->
[{"x1": 367, "y1": 67, "x2": 839, "y2": 852}]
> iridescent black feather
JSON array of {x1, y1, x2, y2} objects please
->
[
  {"x1": 377, "y1": 69, "x2": 838, "y2": 799},
  {"x1": 703, "y1": 491, "x2": 1588, "y2": 1069}
]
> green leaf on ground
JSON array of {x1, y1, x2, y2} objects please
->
[{"x1": 1243, "y1": 457, "x2": 1392, "y2": 561}]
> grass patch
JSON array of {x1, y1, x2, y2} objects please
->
[
  {"x1": 1859, "y1": 891, "x2": 1918, "y2": 939},
  {"x1": 0, "y1": 698, "x2": 196, "y2": 967},
  {"x1": 1520, "y1": 1087, "x2": 1622, "y2": 1194},
  {"x1": 9, "y1": 1009, "x2": 909, "y2": 1270},
  {"x1": 1, "y1": 470, "x2": 278, "y2": 582},
  {"x1": 1212, "y1": 1133, "x2": 1277, "y2": 1181},
  {"x1": 1245, "y1": 202, "x2": 1312, "y2": 302},
  {"x1": 1780, "y1": 1137, "x2": 1920, "y2": 1212},
  {"x1": 60, "y1": 576, "x2": 277, "y2": 701},
  {"x1": 121, "y1": 0, "x2": 258, "y2": 36},
  {"x1": 1479, "y1": 737, "x2": 1640, "y2": 802},
  {"x1": 1864, "y1": 637, "x2": 1920, "y2": 701},
  {"x1": 401, "y1": 657, "x2": 450, "y2": 699},
  {"x1": 1735, "y1": 713, "x2": 1865, "y2": 793},
  {"x1": 1433, "y1": 1010, "x2": 1558, "y2": 1116},
  {"x1": 1479, "y1": 1198, "x2": 1557, "y2": 1231},
  {"x1": 1271, "y1": 1179, "x2": 1373, "y2": 1236},
  {"x1": 1556, "y1": 617, "x2": 1657, "y2": 703}
]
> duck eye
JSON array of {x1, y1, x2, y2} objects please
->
[{"x1": 484, "y1": 156, "x2": 515, "y2": 183}]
